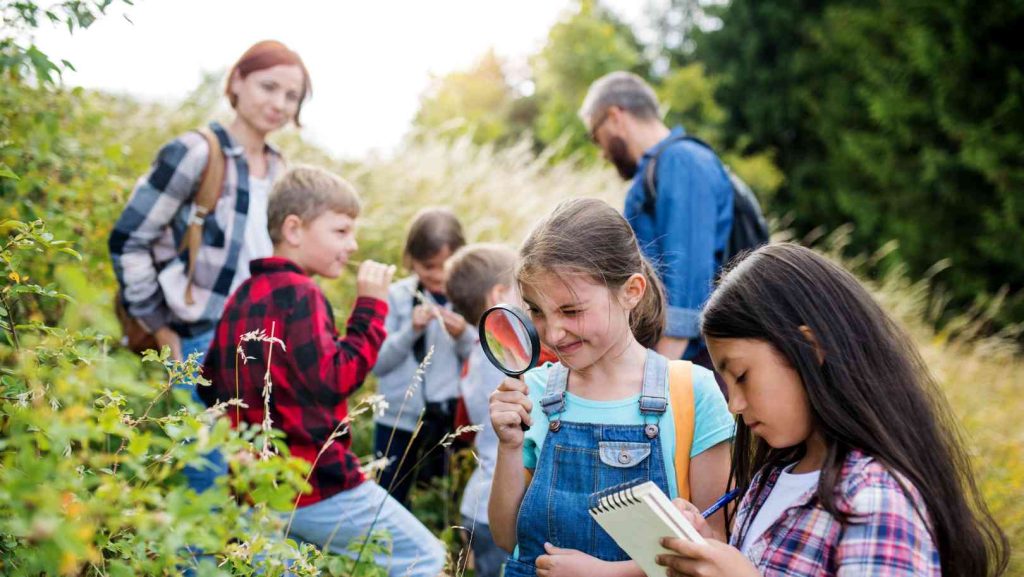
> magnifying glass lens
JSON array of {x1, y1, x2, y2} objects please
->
[
  {"x1": 479, "y1": 305, "x2": 540, "y2": 377},
  {"x1": 479, "y1": 305, "x2": 540, "y2": 431},
  {"x1": 482, "y1": 309, "x2": 533, "y2": 373}
]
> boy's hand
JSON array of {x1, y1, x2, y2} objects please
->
[
  {"x1": 356, "y1": 261, "x2": 395, "y2": 301},
  {"x1": 490, "y1": 377, "x2": 532, "y2": 448},
  {"x1": 439, "y1": 308, "x2": 468, "y2": 338},
  {"x1": 411, "y1": 304, "x2": 433, "y2": 332}
]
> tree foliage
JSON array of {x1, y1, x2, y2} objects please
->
[
  {"x1": 414, "y1": 50, "x2": 523, "y2": 146},
  {"x1": 530, "y1": 0, "x2": 647, "y2": 160},
  {"x1": 698, "y1": 0, "x2": 1024, "y2": 327}
]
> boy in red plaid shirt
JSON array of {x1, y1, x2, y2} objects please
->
[{"x1": 200, "y1": 166, "x2": 445, "y2": 576}]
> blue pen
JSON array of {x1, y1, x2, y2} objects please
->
[{"x1": 700, "y1": 488, "x2": 742, "y2": 519}]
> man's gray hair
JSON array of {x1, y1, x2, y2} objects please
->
[{"x1": 579, "y1": 71, "x2": 662, "y2": 130}]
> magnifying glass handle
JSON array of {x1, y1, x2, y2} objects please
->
[{"x1": 517, "y1": 375, "x2": 530, "y2": 432}]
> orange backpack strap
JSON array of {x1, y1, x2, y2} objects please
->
[
  {"x1": 669, "y1": 360, "x2": 696, "y2": 501},
  {"x1": 177, "y1": 126, "x2": 225, "y2": 305}
]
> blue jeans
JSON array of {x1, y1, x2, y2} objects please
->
[
  {"x1": 179, "y1": 330, "x2": 227, "y2": 494},
  {"x1": 286, "y1": 480, "x2": 446, "y2": 577}
]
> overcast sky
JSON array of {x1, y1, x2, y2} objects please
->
[{"x1": 31, "y1": 0, "x2": 644, "y2": 159}]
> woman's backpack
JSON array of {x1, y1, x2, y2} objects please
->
[{"x1": 115, "y1": 127, "x2": 225, "y2": 354}]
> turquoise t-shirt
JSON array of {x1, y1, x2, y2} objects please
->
[{"x1": 521, "y1": 361, "x2": 735, "y2": 499}]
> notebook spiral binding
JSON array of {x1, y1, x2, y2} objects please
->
[{"x1": 588, "y1": 478, "x2": 648, "y2": 514}]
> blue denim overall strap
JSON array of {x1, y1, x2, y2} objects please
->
[
  {"x1": 541, "y1": 351, "x2": 668, "y2": 439},
  {"x1": 505, "y1": 351, "x2": 671, "y2": 577}
]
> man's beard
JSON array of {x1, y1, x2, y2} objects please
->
[{"x1": 608, "y1": 136, "x2": 637, "y2": 180}]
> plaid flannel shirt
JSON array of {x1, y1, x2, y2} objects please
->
[
  {"x1": 108, "y1": 122, "x2": 284, "y2": 336},
  {"x1": 200, "y1": 257, "x2": 387, "y2": 506},
  {"x1": 730, "y1": 449, "x2": 941, "y2": 576}
]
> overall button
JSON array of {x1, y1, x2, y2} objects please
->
[
  {"x1": 618, "y1": 451, "x2": 632, "y2": 465},
  {"x1": 645, "y1": 424, "x2": 660, "y2": 439},
  {"x1": 549, "y1": 420, "x2": 561, "y2": 433}
]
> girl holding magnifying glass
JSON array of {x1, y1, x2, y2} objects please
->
[{"x1": 488, "y1": 198, "x2": 735, "y2": 577}]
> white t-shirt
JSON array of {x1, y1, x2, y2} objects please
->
[
  {"x1": 740, "y1": 463, "x2": 821, "y2": 554},
  {"x1": 232, "y1": 175, "x2": 274, "y2": 292}
]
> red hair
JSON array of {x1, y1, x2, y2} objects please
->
[{"x1": 226, "y1": 40, "x2": 311, "y2": 126}]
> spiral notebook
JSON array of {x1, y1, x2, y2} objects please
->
[{"x1": 589, "y1": 480, "x2": 707, "y2": 577}]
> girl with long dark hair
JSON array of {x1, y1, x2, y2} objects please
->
[{"x1": 656, "y1": 243, "x2": 1008, "y2": 576}]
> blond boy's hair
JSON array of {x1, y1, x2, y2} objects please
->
[
  {"x1": 268, "y1": 165, "x2": 361, "y2": 244},
  {"x1": 444, "y1": 243, "x2": 517, "y2": 326}
]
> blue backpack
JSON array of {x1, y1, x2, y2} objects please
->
[{"x1": 642, "y1": 134, "x2": 770, "y2": 265}]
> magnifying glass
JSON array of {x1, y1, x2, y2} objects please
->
[{"x1": 478, "y1": 304, "x2": 542, "y2": 431}]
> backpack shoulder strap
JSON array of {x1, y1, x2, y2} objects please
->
[
  {"x1": 177, "y1": 126, "x2": 225, "y2": 305},
  {"x1": 641, "y1": 133, "x2": 693, "y2": 214},
  {"x1": 668, "y1": 359, "x2": 696, "y2": 501},
  {"x1": 194, "y1": 126, "x2": 225, "y2": 213}
]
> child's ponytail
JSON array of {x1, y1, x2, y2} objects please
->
[
  {"x1": 630, "y1": 257, "x2": 666, "y2": 349},
  {"x1": 517, "y1": 198, "x2": 666, "y2": 348}
]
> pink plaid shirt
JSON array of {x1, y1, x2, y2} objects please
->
[{"x1": 730, "y1": 449, "x2": 941, "y2": 576}]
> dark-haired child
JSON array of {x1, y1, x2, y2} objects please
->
[
  {"x1": 372, "y1": 207, "x2": 477, "y2": 506},
  {"x1": 657, "y1": 243, "x2": 1008, "y2": 577}
]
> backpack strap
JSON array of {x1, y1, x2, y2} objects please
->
[
  {"x1": 668, "y1": 360, "x2": 696, "y2": 501},
  {"x1": 641, "y1": 133, "x2": 692, "y2": 213},
  {"x1": 177, "y1": 126, "x2": 225, "y2": 305}
]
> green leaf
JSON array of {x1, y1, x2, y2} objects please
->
[
  {"x1": 0, "y1": 220, "x2": 28, "y2": 236},
  {"x1": 0, "y1": 165, "x2": 19, "y2": 180},
  {"x1": 327, "y1": 556, "x2": 347, "y2": 576}
]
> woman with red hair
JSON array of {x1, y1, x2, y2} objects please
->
[{"x1": 109, "y1": 40, "x2": 311, "y2": 491}]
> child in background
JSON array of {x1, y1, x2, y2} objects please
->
[
  {"x1": 656, "y1": 243, "x2": 1009, "y2": 577},
  {"x1": 488, "y1": 198, "x2": 735, "y2": 577},
  {"x1": 445, "y1": 243, "x2": 522, "y2": 577},
  {"x1": 200, "y1": 166, "x2": 445, "y2": 577},
  {"x1": 373, "y1": 207, "x2": 477, "y2": 506}
]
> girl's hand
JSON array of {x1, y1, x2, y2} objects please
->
[
  {"x1": 439, "y1": 307, "x2": 468, "y2": 338},
  {"x1": 656, "y1": 538, "x2": 760, "y2": 577},
  {"x1": 536, "y1": 543, "x2": 616, "y2": 577},
  {"x1": 356, "y1": 261, "x2": 395, "y2": 301},
  {"x1": 411, "y1": 304, "x2": 433, "y2": 332},
  {"x1": 490, "y1": 377, "x2": 533, "y2": 448},
  {"x1": 672, "y1": 498, "x2": 721, "y2": 541}
]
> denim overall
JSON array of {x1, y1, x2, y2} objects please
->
[{"x1": 504, "y1": 350, "x2": 673, "y2": 576}]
